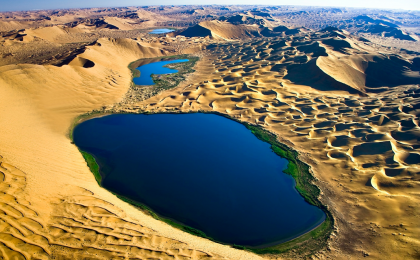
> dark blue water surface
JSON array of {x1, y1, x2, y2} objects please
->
[
  {"x1": 73, "y1": 113, "x2": 325, "y2": 247},
  {"x1": 133, "y1": 59, "x2": 188, "y2": 85},
  {"x1": 149, "y1": 28, "x2": 175, "y2": 34}
]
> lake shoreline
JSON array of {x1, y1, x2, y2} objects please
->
[
  {"x1": 68, "y1": 54, "x2": 333, "y2": 256},
  {"x1": 70, "y1": 109, "x2": 333, "y2": 254},
  {"x1": 122, "y1": 54, "x2": 199, "y2": 104}
]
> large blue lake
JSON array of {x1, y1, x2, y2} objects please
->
[
  {"x1": 73, "y1": 113, "x2": 325, "y2": 247},
  {"x1": 133, "y1": 59, "x2": 188, "y2": 85}
]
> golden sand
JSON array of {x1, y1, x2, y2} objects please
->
[
  {"x1": 0, "y1": 13, "x2": 419, "y2": 260},
  {"x1": 130, "y1": 31, "x2": 420, "y2": 259}
]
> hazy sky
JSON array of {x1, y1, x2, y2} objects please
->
[{"x1": 0, "y1": 0, "x2": 419, "y2": 12}]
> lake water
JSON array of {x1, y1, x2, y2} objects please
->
[
  {"x1": 149, "y1": 28, "x2": 175, "y2": 34},
  {"x1": 73, "y1": 113, "x2": 325, "y2": 247},
  {"x1": 133, "y1": 59, "x2": 189, "y2": 85}
]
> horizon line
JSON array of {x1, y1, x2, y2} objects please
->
[{"x1": 1, "y1": 4, "x2": 420, "y2": 13}]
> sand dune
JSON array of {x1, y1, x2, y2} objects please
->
[
  {"x1": 1, "y1": 5, "x2": 420, "y2": 259},
  {"x1": 103, "y1": 17, "x2": 137, "y2": 30},
  {"x1": 178, "y1": 12, "x2": 285, "y2": 40},
  {"x1": 179, "y1": 24, "x2": 213, "y2": 38},
  {"x1": 180, "y1": 20, "x2": 261, "y2": 40},
  {"x1": 24, "y1": 26, "x2": 72, "y2": 42},
  {"x1": 131, "y1": 29, "x2": 420, "y2": 259},
  {"x1": 24, "y1": 26, "x2": 90, "y2": 43},
  {"x1": 0, "y1": 38, "x2": 166, "y2": 133}
]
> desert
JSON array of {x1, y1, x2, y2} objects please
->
[{"x1": 0, "y1": 3, "x2": 419, "y2": 260}]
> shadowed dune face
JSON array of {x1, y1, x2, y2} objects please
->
[
  {"x1": 179, "y1": 24, "x2": 212, "y2": 38},
  {"x1": 177, "y1": 13, "x2": 282, "y2": 40},
  {"x1": 188, "y1": 28, "x2": 420, "y2": 96},
  {"x1": 260, "y1": 26, "x2": 305, "y2": 37},
  {"x1": 284, "y1": 59, "x2": 365, "y2": 94},
  {"x1": 397, "y1": 152, "x2": 420, "y2": 165},
  {"x1": 321, "y1": 38, "x2": 352, "y2": 53},
  {"x1": 351, "y1": 141, "x2": 393, "y2": 157},
  {"x1": 69, "y1": 57, "x2": 95, "y2": 68},
  {"x1": 364, "y1": 55, "x2": 420, "y2": 88}
]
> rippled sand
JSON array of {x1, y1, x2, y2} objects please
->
[{"x1": 0, "y1": 17, "x2": 419, "y2": 260}]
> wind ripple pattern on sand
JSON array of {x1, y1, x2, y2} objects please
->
[
  {"x1": 0, "y1": 156, "x2": 226, "y2": 260},
  {"x1": 1, "y1": 22, "x2": 419, "y2": 258}
]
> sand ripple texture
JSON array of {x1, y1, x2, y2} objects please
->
[
  {"x1": 0, "y1": 156, "x2": 227, "y2": 260},
  {"x1": 0, "y1": 25, "x2": 419, "y2": 259},
  {"x1": 130, "y1": 30, "x2": 420, "y2": 259}
]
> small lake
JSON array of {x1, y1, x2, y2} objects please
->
[
  {"x1": 73, "y1": 113, "x2": 326, "y2": 247},
  {"x1": 133, "y1": 59, "x2": 188, "y2": 85},
  {"x1": 149, "y1": 28, "x2": 175, "y2": 34}
]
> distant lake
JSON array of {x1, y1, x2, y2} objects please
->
[
  {"x1": 149, "y1": 28, "x2": 175, "y2": 34},
  {"x1": 73, "y1": 113, "x2": 325, "y2": 247},
  {"x1": 133, "y1": 59, "x2": 188, "y2": 85}
]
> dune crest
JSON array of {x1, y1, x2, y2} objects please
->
[{"x1": 0, "y1": 37, "x2": 166, "y2": 134}]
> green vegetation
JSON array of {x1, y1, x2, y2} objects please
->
[
  {"x1": 115, "y1": 193, "x2": 211, "y2": 240},
  {"x1": 80, "y1": 151, "x2": 101, "y2": 185},
  {"x1": 247, "y1": 125, "x2": 319, "y2": 205},
  {"x1": 126, "y1": 55, "x2": 199, "y2": 103},
  {"x1": 151, "y1": 55, "x2": 199, "y2": 91},
  {"x1": 68, "y1": 110, "x2": 107, "y2": 141},
  {"x1": 68, "y1": 110, "x2": 110, "y2": 186},
  {"x1": 152, "y1": 55, "x2": 198, "y2": 91},
  {"x1": 240, "y1": 123, "x2": 333, "y2": 257},
  {"x1": 130, "y1": 64, "x2": 141, "y2": 78},
  {"x1": 129, "y1": 54, "x2": 199, "y2": 91},
  {"x1": 251, "y1": 217, "x2": 333, "y2": 256}
]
